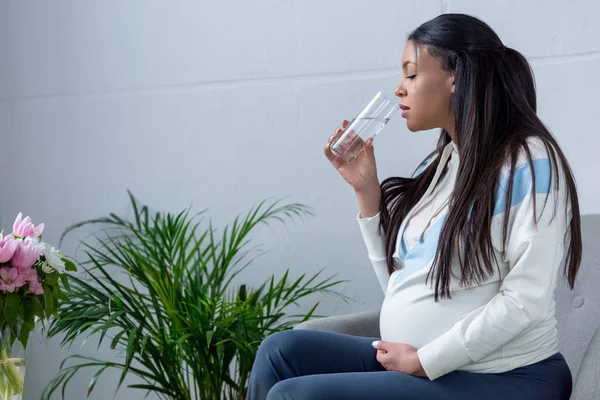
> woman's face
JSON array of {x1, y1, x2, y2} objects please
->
[{"x1": 395, "y1": 41, "x2": 455, "y2": 133}]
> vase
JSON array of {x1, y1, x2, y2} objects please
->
[{"x1": 0, "y1": 325, "x2": 26, "y2": 400}]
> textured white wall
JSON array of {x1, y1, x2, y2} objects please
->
[{"x1": 0, "y1": 1, "x2": 598, "y2": 399}]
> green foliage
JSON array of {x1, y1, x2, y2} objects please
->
[{"x1": 42, "y1": 192, "x2": 349, "y2": 399}]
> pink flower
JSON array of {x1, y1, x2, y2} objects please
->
[
  {"x1": 18, "y1": 266, "x2": 38, "y2": 283},
  {"x1": 0, "y1": 267, "x2": 27, "y2": 293},
  {"x1": 0, "y1": 234, "x2": 18, "y2": 264},
  {"x1": 26, "y1": 278, "x2": 44, "y2": 296},
  {"x1": 12, "y1": 213, "x2": 44, "y2": 238},
  {"x1": 11, "y1": 239, "x2": 42, "y2": 269}
]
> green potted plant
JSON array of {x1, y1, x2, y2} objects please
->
[{"x1": 42, "y1": 192, "x2": 348, "y2": 399}]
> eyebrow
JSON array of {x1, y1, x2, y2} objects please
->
[{"x1": 402, "y1": 61, "x2": 417, "y2": 68}]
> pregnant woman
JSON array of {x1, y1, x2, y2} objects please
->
[{"x1": 246, "y1": 13, "x2": 580, "y2": 400}]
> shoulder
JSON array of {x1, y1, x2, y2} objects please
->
[
  {"x1": 493, "y1": 136, "x2": 566, "y2": 217},
  {"x1": 498, "y1": 136, "x2": 553, "y2": 176},
  {"x1": 491, "y1": 137, "x2": 572, "y2": 251}
]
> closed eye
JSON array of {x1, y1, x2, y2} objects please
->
[{"x1": 406, "y1": 75, "x2": 416, "y2": 80}]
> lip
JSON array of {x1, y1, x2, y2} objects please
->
[{"x1": 399, "y1": 104, "x2": 410, "y2": 118}]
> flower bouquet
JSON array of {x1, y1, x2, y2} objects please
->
[{"x1": 0, "y1": 213, "x2": 76, "y2": 399}]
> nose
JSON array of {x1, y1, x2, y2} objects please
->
[{"x1": 395, "y1": 81, "x2": 406, "y2": 98}]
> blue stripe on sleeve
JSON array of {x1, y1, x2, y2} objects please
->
[{"x1": 493, "y1": 158, "x2": 552, "y2": 216}]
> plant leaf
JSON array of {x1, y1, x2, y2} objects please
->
[
  {"x1": 64, "y1": 259, "x2": 78, "y2": 272},
  {"x1": 4, "y1": 293, "x2": 20, "y2": 327}
]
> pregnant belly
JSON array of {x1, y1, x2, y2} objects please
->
[{"x1": 379, "y1": 280, "x2": 498, "y2": 347}]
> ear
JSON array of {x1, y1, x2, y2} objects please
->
[{"x1": 449, "y1": 71, "x2": 455, "y2": 94}]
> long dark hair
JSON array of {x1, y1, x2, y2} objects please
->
[{"x1": 379, "y1": 14, "x2": 582, "y2": 301}]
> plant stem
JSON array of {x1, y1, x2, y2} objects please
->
[
  {"x1": 0, "y1": 367, "x2": 9, "y2": 399},
  {"x1": 0, "y1": 348, "x2": 23, "y2": 397}
]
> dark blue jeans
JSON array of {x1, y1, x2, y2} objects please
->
[{"x1": 246, "y1": 329, "x2": 572, "y2": 400}]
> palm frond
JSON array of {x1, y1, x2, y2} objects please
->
[{"x1": 43, "y1": 193, "x2": 348, "y2": 400}]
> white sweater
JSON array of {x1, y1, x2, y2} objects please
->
[{"x1": 357, "y1": 138, "x2": 572, "y2": 380}]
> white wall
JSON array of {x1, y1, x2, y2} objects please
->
[{"x1": 0, "y1": 1, "x2": 598, "y2": 399}]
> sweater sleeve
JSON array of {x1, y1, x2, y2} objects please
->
[
  {"x1": 356, "y1": 153, "x2": 440, "y2": 293},
  {"x1": 356, "y1": 212, "x2": 390, "y2": 293},
  {"x1": 417, "y1": 151, "x2": 572, "y2": 380}
]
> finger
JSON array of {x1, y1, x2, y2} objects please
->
[
  {"x1": 363, "y1": 137, "x2": 376, "y2": 160},
  {"x1": 342, "y1": 119, "x2": 349, "y2": 129},
  {"x1": 376, "y1": 353, "x2": 388, "y2": 369},
  {"x1": 323, "y1": 143, "x2": 345, "y2": 168},
  {"x1": 372, "y1": 340, "x2": 384, "y2": 350},
  {"x1": 329, "y1": 129, "x2": 342, "y2": 143},
  {"x1": 372, "y1": 340, "x2": 387, "y2": 352}
]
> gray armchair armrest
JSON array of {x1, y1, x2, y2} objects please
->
[
  {"x1": 572, "y1": 324, "x2": 600, "y2": 400},
  {"x1": 293, "y1": 310, "x2": 380, "y2": 338}
]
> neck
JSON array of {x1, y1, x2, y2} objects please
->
[{"x1": 444, "y1": 117, "x2": 456, "y2": 143}]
